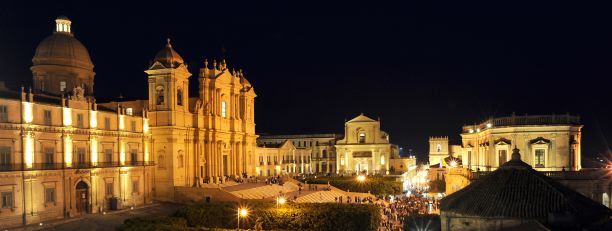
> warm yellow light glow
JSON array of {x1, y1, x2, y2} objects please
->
[
  {"x1": 486, "y1": 123, "x2": 492, "y2": 128},
  {"x1": 143, "y1": 141, "x2": 149, "y2": 162},
  {"x1": 90, "y1": 111, "x2": 97, "y2": 128},
  {"x1": 64, "y1": 136, "x2": 73, "y2": 167},
  {"x1": 450, "y1": 161, "x2": 457, "y2": 168},
  {"x1": 239, "y1": 208, "x2": 248, "y2": 217},
  {"x1": 357, "y1": 175, "x2": 366, "y2": 182},
  {"x1": 277, "y1": 197, "x2": 286, "y2": 205},
  {"x1": 22, "y1": 102, "x2": 33, "y2": 123},
  {"x1": 24, "y1": 133, "x2": 34, "y2": 168},
  {"x1": 63, "y1": 107, "x2": 72, "y2": 126},
  {"x1": 55, "y1": 18, "x2": 71, "y2": 33},
  {"x1": 143, "y1": 118, "x2": 149, "y2": 133},
  {"x1": 119, "y1": 115, "x2": 125, "y2": 130},
  {"x1": 341, "y1": 158, "x2": 345, "y2": 166},
  {"x1": 91, "y1": 137, "x2": 98, "y2": 165},
  {"x1": 380, "y1": 156, "x2": 385, "y2": 165},
  {"x1": 120, "y1": 141, "x2": 125, "y2": 165}
]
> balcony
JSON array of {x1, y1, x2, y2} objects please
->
[{"x1": 0, "y1": 161, "x2": 155, "y2": 172}]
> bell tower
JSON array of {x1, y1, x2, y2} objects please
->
[{"x1": 145, "y1": 39, "x2": 191, "y2": 124}]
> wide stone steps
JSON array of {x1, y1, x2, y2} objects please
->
[
  {"x1": 295, "y1": 190, "x2": 347, "y2": 203},
  {"x1": 229, "y1": 182, "x2": 299, "y2": 199}
]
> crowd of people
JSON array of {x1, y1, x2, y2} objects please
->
[{"x1": 378, "y1": 191, "x2": 440, "y2": 230}]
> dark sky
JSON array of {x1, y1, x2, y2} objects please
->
[{"x1": 1, "y1": 1, "x2": 611, "y2": 163}]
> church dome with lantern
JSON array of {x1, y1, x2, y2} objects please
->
[{"x1": 31, "y1": 16, "x2": 95, "y2": 96}]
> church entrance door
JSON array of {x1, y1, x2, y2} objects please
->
[{"x1": 75, "y1": 181, "x2": 89, "y2": 214}]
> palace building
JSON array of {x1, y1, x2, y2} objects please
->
[
  {"x1": 0, "y1": 16, "x2": 256, "y2": 227},
  {"x1": 429, "y1": 114, "x2": 582, "y2": 171}
]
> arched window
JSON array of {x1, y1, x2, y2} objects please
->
[
  {"x1": 359, "y1": 133, "x2": 366, "y2": 143},
  {"x1": 156, "y1": 86, "x2": 165, "y2": 105},
  {"x1": 177, "y1": 89, "x2": 183, "y2": 106},
  {"x1": 436, "y1": 144, "x2": 442, "y2": 152},
  {"x1": 157, "y1": 153, "x2": 165, "y2": 169},
  {"x1": 178, "y1": 152, "x2": 184, "y2": 168},
  {"x1": 221, "y1": 101, "x2": 227, "y2": 118}
]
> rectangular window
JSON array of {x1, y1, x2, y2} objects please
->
[
  {"x1": 130, "y1": 149, "x2": 138, "y2": 163},
  {"x1": 221, "y1": 101, "x2": 227, "y2": 118},
  {"x1": 131, "y1": 121, "x2": 136, "y2": 132},
  {"x1": 105, "y1": 182, "x2": 113, "y2": 196},
  {"x1": 77, "y1": 148, "x2": 86, "y2": 164},
  {"x1": 44, "y1": 110, "x2": 52, "y2": 125},
  {"x1": 535, "y1": 149, "x2": 545, "y2": 168},
  {"x1": 104, "y1": 117, "x2": 111, "y2": 130},
  {"x1": 104, "y1": 149, "x2": 112, "y2": 163},
  {"x1": 132, "y1": 180, "x2": 139, "y2": 193},
  {"x1": 0, "y1": 105, "x2": 7, "y2": 122},
  {"x1": 126, "y1": 108, "x2": 133, "y2": 116},
  {"x1": 0, "y1": 147, "x2": 10, "y2": 165},
  {"x1": 498, "y1": 150, "x2": 507, "y2": 166},
  {"x1": 1, "y1": 191, "x2": 13, "y2": 208},
  {"x1": 60, "y1": 81, "x2": 66, "y2": 92},
  {"x1": 45, "y1": 147, "x2": 54, "y2": 164},
  {"x1": 467, "y1": 151, "x2": 472, "y2": 166},
  {"x1": 76, "y1": 114, "x2": 84, "y2": 128},
  {"x1": 45, "y1": 188, "x2": 55, "y2": 203}
]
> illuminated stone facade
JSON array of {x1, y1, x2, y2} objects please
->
[
  {"x1": 257, "y1": 115, "x2": 414, "y2": 176},
  {"x1": 257, "y1": 134, "x2": 339, "y2": 175},
  {"x1": 0, "y1": 16, "x2": 256, "y2": 227},
  {"x1": 0, "y1": 17, "x2": 153, "y2": 227},
  {"x1": 429, "y1": 114, "x2": 582, "y2": 171},
  {"x1": 336, "y1": 114, "x2": 398, "y2": 175},
  {"x1": 253, "y1": 140, "x2": 312, "y2": 176}
]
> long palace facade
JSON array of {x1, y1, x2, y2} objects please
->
[{"x1": 0, "y1": 16, "x2": 257, "y2": 227}]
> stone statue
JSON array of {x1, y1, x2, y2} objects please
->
[{"x1": 72, "y1": 86, "x2": 85, "y2": 101}]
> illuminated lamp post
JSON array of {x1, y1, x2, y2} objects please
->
[{"x1": 237, "y1": 207, "x2": 248, "y2": 230}]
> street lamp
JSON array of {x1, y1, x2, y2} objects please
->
[
  {"x1": 276, "y1": 196, "x2": 286, "y2": 208},
  {"x1": 356, "y1": 175, "x2": 366, "y2": 182},
  {"x1": 237, "y1": 207, "x2": 248, "y2": 230}
]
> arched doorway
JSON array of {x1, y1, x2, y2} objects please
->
[{"x1": 75, "y1": 181, "x2": 89, "y2": 214}]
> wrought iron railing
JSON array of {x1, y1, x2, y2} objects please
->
[{"x1": 0, "y1": 161, "x2": 155, "y2": 172}]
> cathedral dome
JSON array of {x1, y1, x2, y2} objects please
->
[
  {"x1": 32, "y1": 16, "x2": 94, "y2": 70},
  {"x1": 153, "y1": 39, "x2": 184, "y2": 68}
]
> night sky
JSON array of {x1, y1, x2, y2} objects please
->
[{"x1": 1, "y1": 1, "x2": 611, "y2": 164}]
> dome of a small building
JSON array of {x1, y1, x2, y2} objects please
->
[
  {"x1": 31, "y1": 16, "x2": 95, "y2": 96},
  {"x1": 440, "y1": 148, "x2": 610, "y2": 230},
  {"x1": 152, "y1": 38, "x2": 184, "y2": 68}
]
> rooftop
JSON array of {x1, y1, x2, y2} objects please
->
[{"x1": 462, "y1": 114, "x2": 580, "y2": 133}]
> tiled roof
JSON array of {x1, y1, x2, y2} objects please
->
[{"x1": 440, "y1": 148, "x2": 610, "y2": 223}]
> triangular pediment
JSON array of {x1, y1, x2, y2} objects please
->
[
  {"x1": 347, "y1": 114, "x2": 376, "y2": 123},
  {"x1": 494, "y1": 138, "x2": 512, "y2": 146},
  {"x1": 279, "y1": 140, "x2": 296, "y2": 149},
  {"x1": 530, "y1": 137, "x2": 551, "y2": 145}
]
